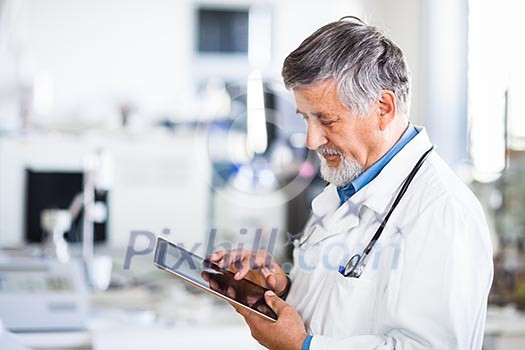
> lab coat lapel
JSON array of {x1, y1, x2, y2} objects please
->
[
  {"x1": 359, "y1": 127, "x2": 434, "y2": 216},
  {"x1": 303, "y1": 185, "x2": 362, "y2": 246},
  {"x1": 303, "y1": 126, "x2": 434, "y2": 246}
]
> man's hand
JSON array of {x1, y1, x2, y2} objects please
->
[
  {"x1": 233, "y1": 290, "x2": 307, "y2": 350},
  {"x1": 208, "y1": 249, "x2": 289, "y2": 296}
]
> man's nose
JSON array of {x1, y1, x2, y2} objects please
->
[{"x1": 305, "y1": 121, "x2": 327, "y2": 150}]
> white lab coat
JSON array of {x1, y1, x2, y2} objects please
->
[{"x1": 286, "y1": 128, "x2": 493, "y2": 350}]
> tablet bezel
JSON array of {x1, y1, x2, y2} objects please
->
[{"x1": 153, "y1": 237, "x2": 277, "y2": 322}]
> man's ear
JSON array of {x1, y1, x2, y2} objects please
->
[{"x1": 378, "y1": 90, "x2": 396, "y2": 131}]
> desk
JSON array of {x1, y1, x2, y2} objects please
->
[
  {"x1": 16, "y1": 325, "x2": 261, "y2": 350},
  {"x1": 14, "y1": 303, "x2": 525, "y2": 349},
  {"x1": 16, "y1": 331, "x2": 91, "y2": 350},
  {"x1": 15, "y1": 282, "x2": 262, "y2": 350}
]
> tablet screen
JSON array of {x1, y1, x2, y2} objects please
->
[{"x1": 154, "y1": 237, "x2": 277, "y2": 321}]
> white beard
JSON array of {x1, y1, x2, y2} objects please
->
[{"x1": 317, "y1": 145, "x2": 363, "y2": 187}]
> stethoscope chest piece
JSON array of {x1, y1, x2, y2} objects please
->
[
  {"x1": 339, "y1": 253, "x2": 363, "y2": 278},
  {"x1": 337, "y1": 146, "x2": 435, "y2": 279}
]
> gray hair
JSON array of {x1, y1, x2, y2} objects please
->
[{"x1": 282, "y1": 17, "x2": 411, "y2": 116}]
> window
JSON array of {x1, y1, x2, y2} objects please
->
[
  {"x1": 197, "y1": 8, "x2": 249, "y2": 54},
  {"x1": 468, "y1": 0, "x2": 525, "y2": 182}
]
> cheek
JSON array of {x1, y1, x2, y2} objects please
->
[
  {"x1": 328, "y1": 132, "x2": 358, "y2": 158},
  {"x1": 337, "y1": 127, "x2": 373, "y2": 162}
]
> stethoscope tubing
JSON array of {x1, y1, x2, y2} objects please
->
[{"x1": 342, "y1": 146, "x2": 435, "y2": 277}]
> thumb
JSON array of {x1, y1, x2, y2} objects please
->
[{"x1": 264, "y1": 290, "x2": 288, "y2": 316}]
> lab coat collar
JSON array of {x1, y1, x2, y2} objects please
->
[
  {"x1": 305, "y1": 185, "x2": 348, "y2": 245},
  {"x1": 355, "y1": 126, "x2": 433, "y2": 215},
  {"x1": 307, "y1": 126, "x2": 433, "y2": 244}
]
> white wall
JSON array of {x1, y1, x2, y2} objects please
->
[
  {"x1": 0, "y1": 0, "x2": 427, "y2": 125},
  {"x1": 24, "y1": 0, "x2": 195, "y2": 122},
  {"x1": 268, "y1": 0, "x2": 363, "y2": 79},
  {"x1": 421, "y1": 0, "x2": 468, "y2": 168},
  {"x1": 0, "y1": 0, "x2": 382, "y2": 125}
]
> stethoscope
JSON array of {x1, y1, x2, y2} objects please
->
[
  {"x1": 299, "y1": 146, "x2": 435, "y2": 278},
  {"x1": 341, "y1": 146, "x2": 434, "y2": 278}
]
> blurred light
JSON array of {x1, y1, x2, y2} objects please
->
[
  {"x1": 248, "y1": 3, "x2": 271, "y2": 70},
  {"x1": 299, "y1": 161, "x2": 315, "y2": 179},
  {"x1": 270, "y1": 143, "x2": 293, "y2": 175},
  {"x1": 246, "y1": 70, "x2": 267, "y2": 155},
  {"x1": 468, "y1": 0, "x2": 508, "y2": 182},
  {"x1": 508, "y1": 70, "x2": 525, "y2": 150},
  {"x1": 289, "y1": 132, "x2": 306, "y2": 148},
  {"x1": 94, "y1": 150, "x2": 114, "y2": 191},
  {"x1": 258, "y1": 168, "x2": 276, "y2": 188}
]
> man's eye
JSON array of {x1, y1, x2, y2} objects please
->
[{"x1": 321, "y1": 120, "x2": 336, "y2": 127}]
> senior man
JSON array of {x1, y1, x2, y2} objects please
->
[{"x1": 210, "y1": 17, "x2": 493, "y2": 350}]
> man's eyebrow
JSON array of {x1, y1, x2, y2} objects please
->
[
  {"x1": 296, "y1": 109, "x2": 320, "y2": 117},
  {"x1": 296, "y1": 109, "x2": 335, "y2": 120},
  {"x1": 296, "y1": 109, "x2": 309, "y2": 120}
]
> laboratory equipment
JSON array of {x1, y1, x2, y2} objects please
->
[
  {"x1": 0, "y1": 257, "x2": 88, "y2": 331},
  {"x1": 0, "y1": 132, "x2": 211, "y2": 249},
  {"x1": 40, "y1": 209, "x2": 73, "y2": 263},
  {"x1": 25, "y1": 169, "x2": 107, "y2": 244}
]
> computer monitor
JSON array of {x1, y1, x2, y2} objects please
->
[{"x1": 25, "y1": 169, "x2": 107, "y2": 243}]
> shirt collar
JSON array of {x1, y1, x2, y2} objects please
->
[
  {"x1": 337, "y1": 122, "x2": 419, "y2": 205},
  {"x1": 308, "y1": 126, "x2": 434, "y2": 245},
  {"x1": 346, "y1": 126, "x2": 434, "y2": 215}
]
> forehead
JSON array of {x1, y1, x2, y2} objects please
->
[{"x1": 293, "y1": 79, "x2": 347, "y2": 113}]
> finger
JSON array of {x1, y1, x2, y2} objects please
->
[
  {"x1": 246, "y1": 294, "x2": 260, "y2": 306},
  {"x1": 234, "y1": 251, "x2": 273, "y2": 280},
  {"x1": 211, "y1": 250, "x2": 241, "y2": 268},
  {"x1": 209, "y1": 279, "x2": 219, "y2": 292},
  {"x1": 257, "y1": 303, "x2": 272, "y2": 315},
  {"x1": 251, "y1": 251, "x2": 274, "y2": 270},
  {"x1": 228, "y1": 301, "x2": 240, "y2": 312},
  {"x1": 264, "y1": 272, "x2": 277, "y2": 290},
  {"x1": 209, "y1": 251, "x2": 230, "y2": 268},
  {"x1": 217, "y1": 249, "x2": 249, "y2": 268},
  {"x1": 264, "y1": 290, "x2": 288, "y2": 316},
  {"x1": 228, "y1": 251, "x2": 255, "y2": 277},
  {"x1": 233, "y1": 256, "x2": 253, "y2": 280},
  {"x1": 209, "y1": 250, "x2": 225, "y2": 261},
  {"x1": 266, "y1": 272, "x2": 288, "y2": 293},
  {"x1": 227, "y1": 286, "x2": 237, "y2": 299},
  {"x1": 201, "y1": 272, "x2": 210, "y2": 282},
  {"x1": 261, "y1": 267, "x2": 272, "y2": 278},
  {"x1": 230, "y1": 249, "x2": 250, "y2": 267},
  {"x1": 231, "y1": 302, "x2": 252, "y2": 319}
]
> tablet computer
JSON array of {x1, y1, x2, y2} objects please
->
[{"x1": 153, "y1": 237, "x2": 277, "y2": 322}]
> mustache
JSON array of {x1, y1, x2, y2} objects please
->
[{"x1": 317, "y1": 145, "x2": 343, "y2": 156}]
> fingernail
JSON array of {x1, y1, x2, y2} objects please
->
[
  {"x1": 266, "y1": 290, "x2": 275, "y2": 297},
  {"x1": 235, "y1": 272, "x2": 240, "y2": 278}
]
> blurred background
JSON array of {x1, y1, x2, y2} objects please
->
[{"x1": 0, "y1": 0, "x2": 523, "y2": 349}]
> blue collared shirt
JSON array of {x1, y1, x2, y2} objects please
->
[
  {"x1": 336, "y1": 123, "x2": 419, "y2": 206},
  {"x1": 302, "y1": 335, "x2": 313, "y2": 350}
]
